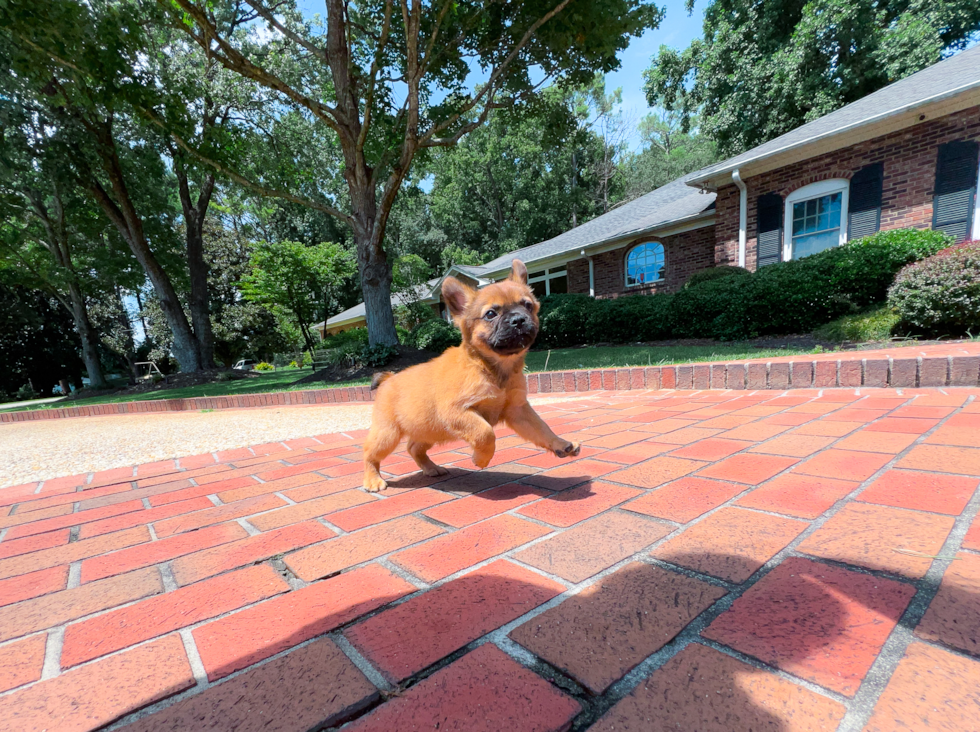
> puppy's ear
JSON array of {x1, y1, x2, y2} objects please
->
[
  {"x1": 441, "y1": 276, "x2": 475, "y2": 318},
  {"x1": 508, "y1": 259, "x2": 528, "y2": 285}
]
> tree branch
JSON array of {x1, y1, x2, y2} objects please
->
[
  {"x1": 419, "y1": 0, "x2": 572, "y2": 146},
  {"x1": 163, "y1": 0, "x2": 345, "y2": 132},
  {"x1": 141, "y1": 107, "x2": 353, "y2": 224}
]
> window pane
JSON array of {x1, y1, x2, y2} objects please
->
[
  {"x1": 626, "y1": 242, "x2": 665, "y2": 286},
  {"x1": 529, "y1": 271, "x2": 546, "y2": 280},
  {"x1": 549, "y1": 275, "x2": 568, "y2": 294},
  {"x1": 793, "y1": 229, "x2": 839, "y2": 259},
  {"x1": 531, "y1": 280, "x2": 546, "y2": 298}
]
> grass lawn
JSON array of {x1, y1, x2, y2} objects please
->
[
  {"x1": 14, "y1": 343, "x2": 823, "y2": 413},
  {"x1": 14, "y1": 368, "x2": 372, "y2": 412},
  {"x1": 523, "y1": 343, "x2": 818, "y2": 372}
]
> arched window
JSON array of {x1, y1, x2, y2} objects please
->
[
  {"x1": 625, "y1": 242, "x2": 665, "y2": 287},
  {"x1": 784, "y1": 179, "x2": 850, "y2": 260}
]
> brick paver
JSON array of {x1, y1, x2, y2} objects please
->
[{"x1": 1, "y1": 385, "x2": 979, "y2": 731}]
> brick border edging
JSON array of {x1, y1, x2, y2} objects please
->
[
  {"x1": 523, "y1": 354, "x2": 980, "y2": 395},
  {"x1": 4, "y1": 354, "x2": 979, "y2": 423}
]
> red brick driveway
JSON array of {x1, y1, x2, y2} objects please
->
[{"x1": 1, "y1": 387, "x2": 979, "y2": 731}]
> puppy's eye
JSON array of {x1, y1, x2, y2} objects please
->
[
  {"x1": 484, "y1": 310, "x2": 498, "y2": 321},
  {"x1": 521, "y1": 300, "x2": 533, "y2": 310}
]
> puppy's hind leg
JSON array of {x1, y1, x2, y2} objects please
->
[
  {"x1": 407, "y1": 440, "x2": 448, "y2": 477},
  {"x1": 363, "y1": 423, "x2": 401, "y2": 492}
]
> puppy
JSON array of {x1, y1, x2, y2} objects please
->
[{"x1": 362, "y1": 259, "x2": 581, "y2": 492}]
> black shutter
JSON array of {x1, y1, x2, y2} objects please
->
[
  {"x1": 933, "y1": 140, "x2": 979, "y2": 242},
  {"x1": 756, "y1": 193, "x2": 782, "y2": 267},
  {"x1": 848, "y1": 163, "x2": 883, "y2": 240}
]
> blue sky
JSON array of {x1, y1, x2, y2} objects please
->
[{"x1": 293, "y1": 0, "x2": 708, "y2": 152}]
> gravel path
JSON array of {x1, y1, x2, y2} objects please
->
[{"x1": 0, "y1": 395, "x2": 580, "y2": 489}]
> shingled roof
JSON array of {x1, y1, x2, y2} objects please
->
[
  {"x1": 688, "y1": 43, "x2": 980, "y2": 187},
  {"x1": 459, "y1": 172, "x2": 716, "y2": 278}
]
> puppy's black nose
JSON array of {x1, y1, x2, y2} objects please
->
[{"x1": 509, "y1": 313, "x2": 528, "y2": 328}]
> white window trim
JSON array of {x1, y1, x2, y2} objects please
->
[
  {"x1": 527, "y1": 268, "x2": 567, "y2": 296},
  {"x1": 783, "y1": 179, "x2": 850, "y2": 261},
  {"x1": 972, "y1": 156, "x2": 980, "y2": 241},
  {"x1": 624, "y1": 241, "x2": 666, "y2": 288}
]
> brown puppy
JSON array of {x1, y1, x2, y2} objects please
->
[{"x1": 362, "y1": 259, "x2": 581, "y2": 492}]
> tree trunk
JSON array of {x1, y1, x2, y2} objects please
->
[
  {"x1": 85, "y1": 131, "x2": 202, "y2": 372},
  {"x1": 185, "y1": 214, "x2": 215, "y2": 368},
  {"x1": 66, "y1": 280, "x2": 108, "y2": 389},
  {"x1": 176, "y1": 164, "x2": 216, "y2": 369},
  {"x1": 350, "y1": 181, "x2": 398, "y2": 347}
]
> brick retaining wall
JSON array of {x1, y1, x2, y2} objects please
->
[{"x1": 4, "y1": 350, "x2": 979, "y2": 423}]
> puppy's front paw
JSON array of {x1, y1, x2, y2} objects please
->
[
  {"x1": 364, "y1": 475, "x2": 388, "y2": 492},
  {"x1": 553, "y1": 441, "x2": 581, "y2": 459},
  {"x1": 422, "y1": 465, "x2": 449, "y2": 477}
]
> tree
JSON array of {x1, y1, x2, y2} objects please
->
[
  {"x1": 239, "y1": 240, "x2": 357, "y2": 352},
  {"x1": 423, "y1": 94, "x2": 607, "y2": 262},
  {"x1": 0, "y1": 159, "x2": 111, "y2": 389},
  {"x1": 160, "y1": 0, "x2": 663, "y2": 345},
  {"x1": 0, "y1": 280, "x2": 84, "y2": 398},
  {"x1": 0, "y1": 0, "x2": 217, "y2": 371},
  {"x1": 644, "y1": 0, "x2": 980, "y2": 155},
  {"x1": 618, "y1": 110, "x2": 718, "y2": 202}
]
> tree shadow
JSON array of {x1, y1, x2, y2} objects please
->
[{"x1": 118, "y1": 549, "x2": 977, "y2": 732}]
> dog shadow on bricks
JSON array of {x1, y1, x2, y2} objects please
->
[{"x1": 383, "y1": 468, "x2": 599, "y2": 497}]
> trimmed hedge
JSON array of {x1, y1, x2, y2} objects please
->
[
  {"x1": 536, "y1": 228, "x2": 952, "y2": 347},
  {"x1": 410, "y1": 318, "x2": 462, "y2": 352},
  {"x1": 888, "y1": 240, "x2": 980, "y2": 336},
  {"x1": 683, "y1": 266, "x2": 750, "y2": 289}
]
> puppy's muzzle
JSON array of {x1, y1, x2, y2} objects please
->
[{"x1": 491, "y1": 313, "x2": 537, "y2": 354}]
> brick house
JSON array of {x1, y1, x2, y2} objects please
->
[{"x1": 318, "y1": 45, "x2": 980, "y2": 334}]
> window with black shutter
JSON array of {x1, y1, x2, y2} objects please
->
[
  {"x1": 756, "y1": 192, "x2": 782, "y2": 267},
  {"x1": 933, "y1": 140, "x2": 979, "y2": 242},
  {"x1": 848, "y1": 163, "x2": 883, "y2": 239}
]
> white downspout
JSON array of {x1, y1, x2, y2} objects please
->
[
  {"x1": 582, "y1": 249, "x2": 595, "y2": 297},
  {"x1": 732, "y1": 169, "x2": 747, "y2": 268}
]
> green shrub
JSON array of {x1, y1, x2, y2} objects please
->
[
  {"x1": 359, "y1": 343, "x2": 399, "y2": 367},
  {"x1": 254, "y1": 362, "x2": 274, "y2": 372},
  {"x1": 888, "y1": 240, "x2": 980, "y2": 336},
  {"x1": 536, "y1": 228, "x2": 949, "y2": 345},
  {"x1": 320, "y1": 328, "x2": 369, "y2": 349},
  {"x1": 396, "y1": 325, "x2": 412, "y2": 345},
  {"x1": 15, "y1": 383, "x2": 37, "y2": 401},
  {"x1": 814, "y1": 304, "x2": 901, "y2": 342},
  {"x1": 683, "y1": 266, "x2": 750, "y2": 289},
  {"x1": 411, "y1": 319, "x2": 461, "y2": 353},
  {"x1": 288, "y1": 360, "x2": 299, "y2": 368}
]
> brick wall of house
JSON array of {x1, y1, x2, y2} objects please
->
[
  {"x1": 715, "y1": 105, "x2": 980, "y2": 270},
  {"x1": 565, "y1": 225, "x2": 716, "y2": 298}
]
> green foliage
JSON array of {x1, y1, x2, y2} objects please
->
[
  {"x1": 254, "y1": 362, "x2": 274, "y2": 372},
  {"x1": 538, "y1": 229, "x2": 947, "y2": 345},
  {"x1": 815, "y1": 305, "x2": 902, "y2": 343},
  {"x1": 320, "y1": 328, "x2": 370, "y2": 350},
  {"x1": 359, "y1": 344, "x2": 399, "y2": 368},
  {"x1": 410, "y1": 319, "x2": 462, "y2": 353},
  {"x1": 888, "y1": 241, "x2": 980, "y2": 336},
  {"x1": 644, "y1": 0, "x2": 980, "y2": 155},
  {"x1": 683, "y1": 266, "x2": 750, "y2": 289},
  {"x1": 619, "y1": 112, "x2": 719, "y2": 201},
  {"x1": 15, "y1": 383, "x2": 38, "y2": 401},
  {"x1": 239, "y1": 240, "x2": 356, "y2": 352}
]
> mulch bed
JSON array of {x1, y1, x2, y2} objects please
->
[{"x1": 296, "y1": 345, "x2": 439, "y2": 386}]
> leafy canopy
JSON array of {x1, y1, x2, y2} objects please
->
[{"x1": 644, "y1": 0, "x2": 980, "y2": 155}]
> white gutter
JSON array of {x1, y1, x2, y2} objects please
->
[
  {"x1": 732, "y1": 169, "x2": 747, "y2": 268},
  {"x1": 581, "y1": 249, "x2": 595, "y2": 296}
]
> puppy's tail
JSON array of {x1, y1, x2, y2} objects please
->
[{"x1": 371, "y1": 371, "x2": 394, "y2": 391}]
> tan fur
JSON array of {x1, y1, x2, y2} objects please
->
[{"x1": 362, "y1": 259, "x2": 581, "y2": 492}]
